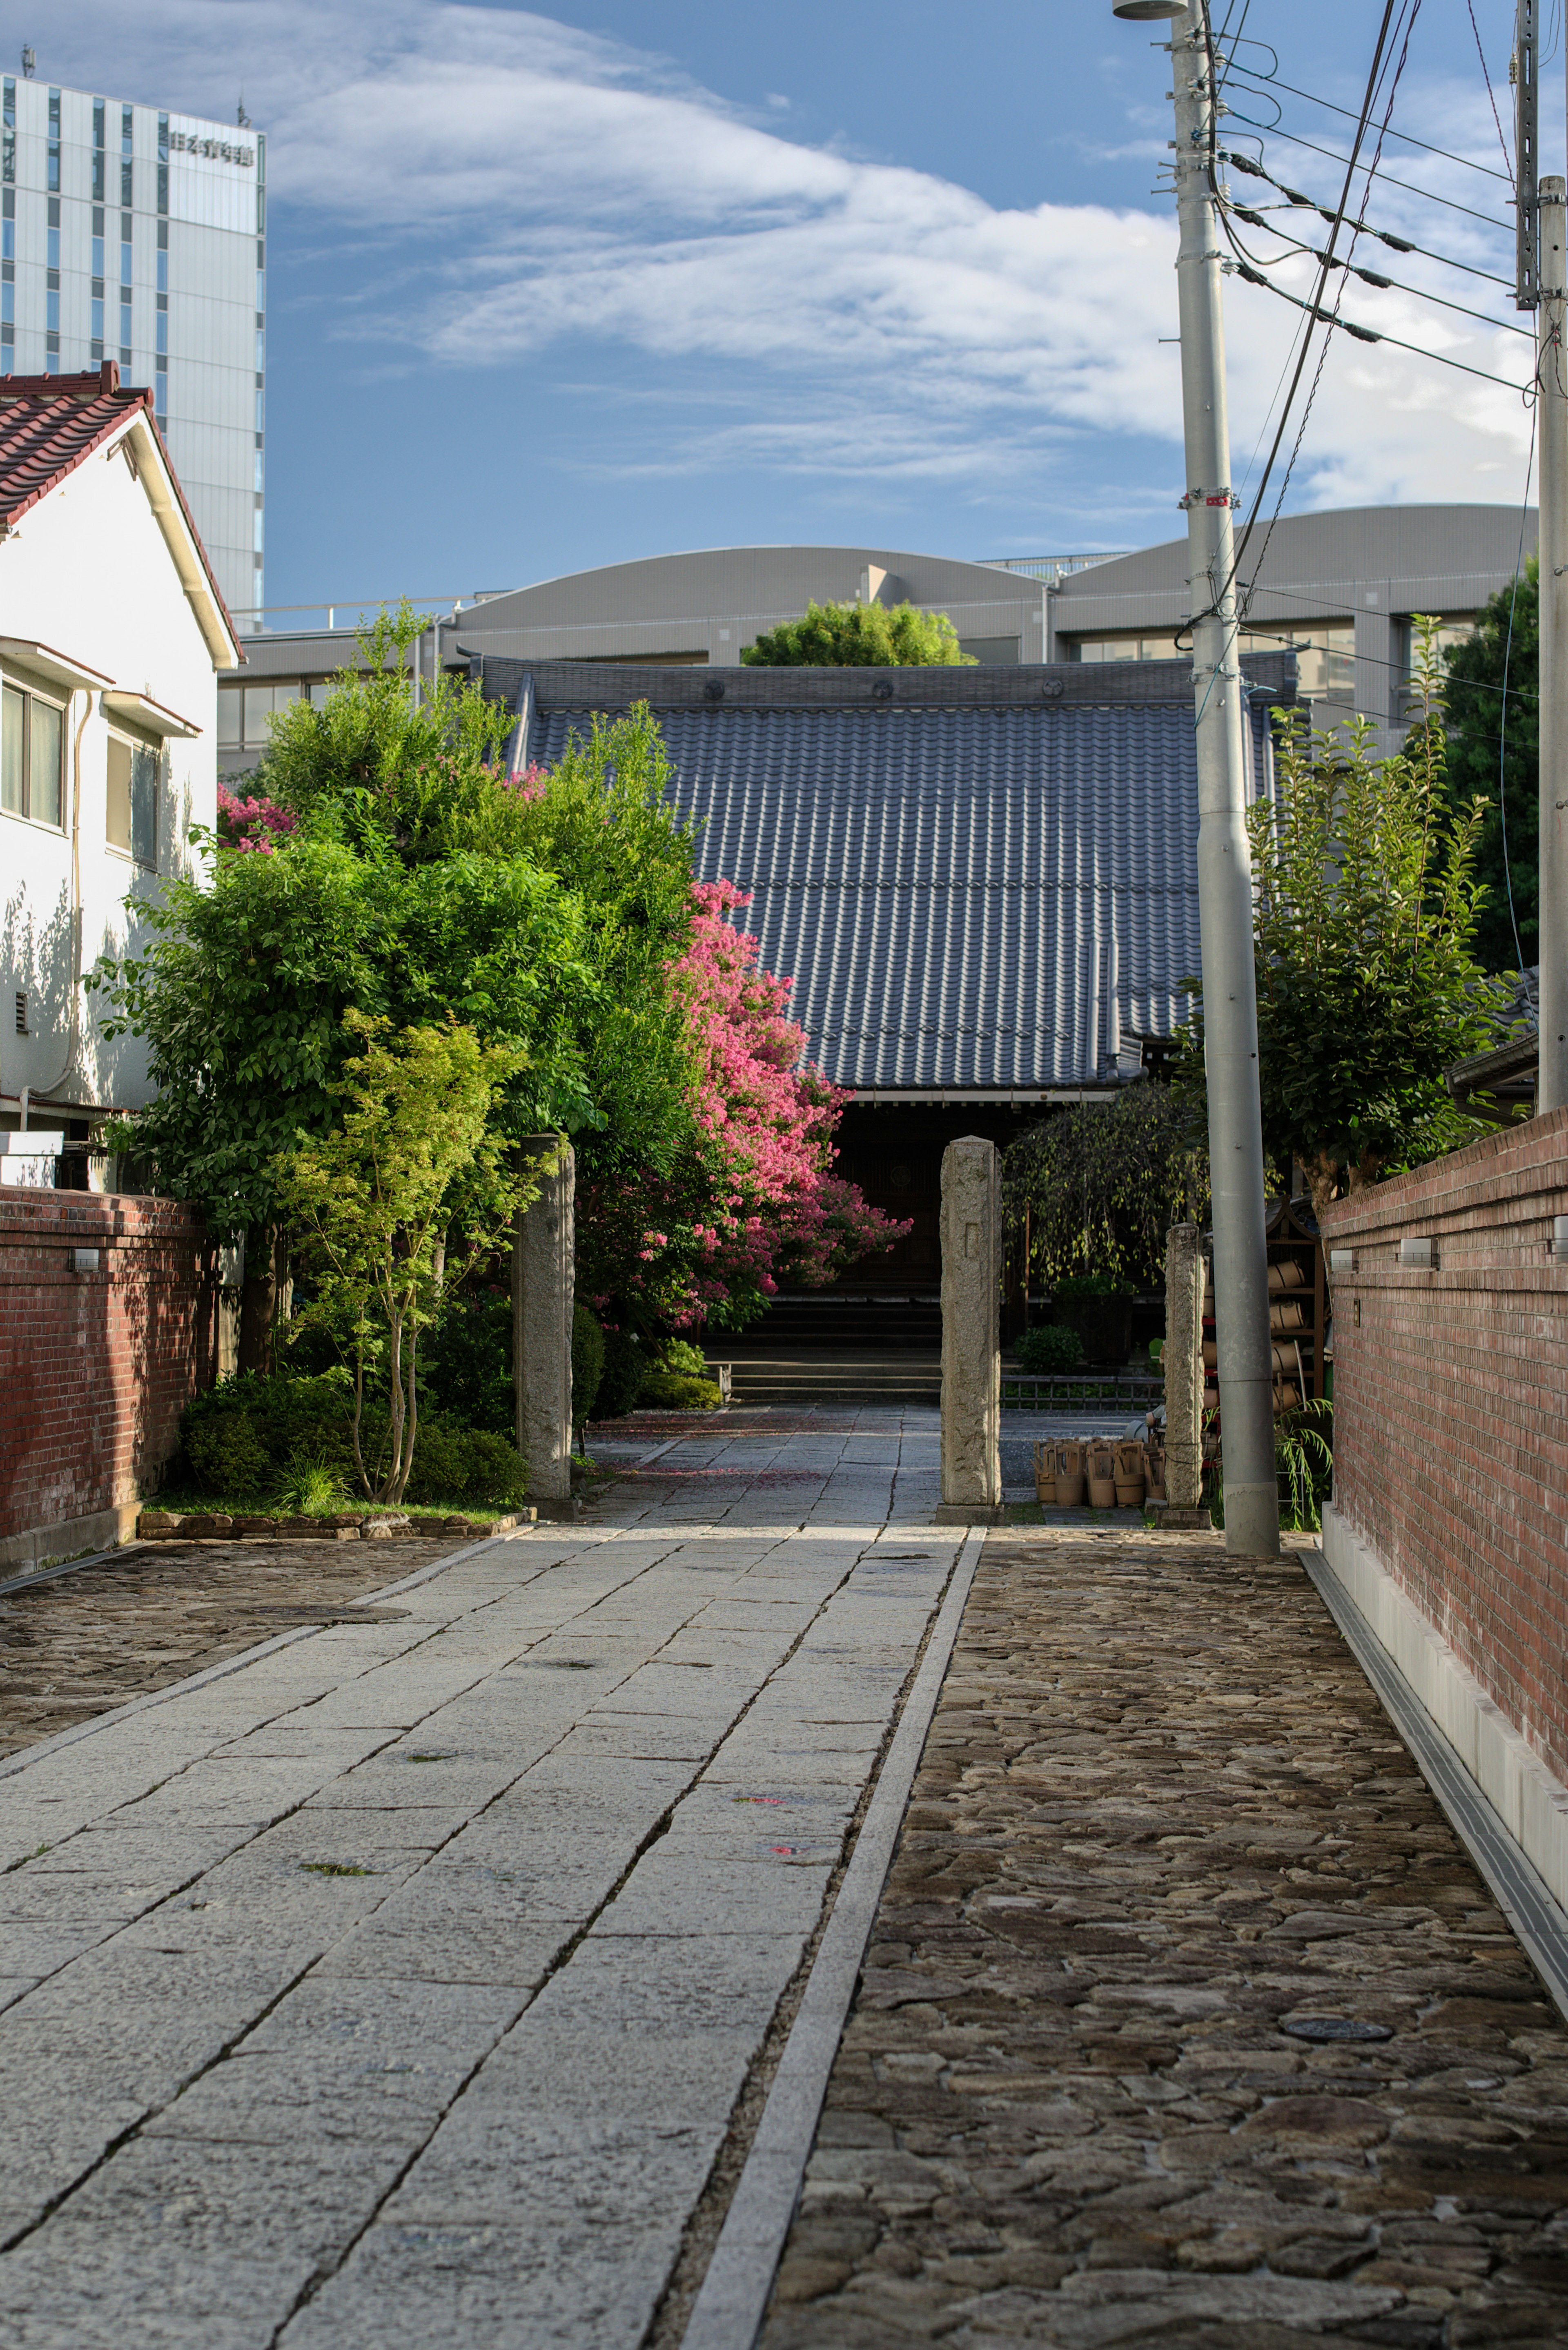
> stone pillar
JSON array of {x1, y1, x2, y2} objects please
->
[
  {"x1": 1160, "y1": 1221, "x2": 1211, "y2": 1527},
  {"x1": 513, "y1": 1135, "x2": 575, "y2": 1510},
  {"x1": 937, "y1": 1136, "x2": 1003, "y2": 1523}
]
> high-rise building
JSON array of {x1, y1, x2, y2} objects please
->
[{"x1": 1, "y1": 71, "x2": 264, "y2": 626}]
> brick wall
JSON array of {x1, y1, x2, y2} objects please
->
[
  {"x1": 0, "y1": 1191, "x2": 216, "y2": 1548},
  {"x1": 1321, "y1": 1107, "x2": 1568, "y2": 1784}
]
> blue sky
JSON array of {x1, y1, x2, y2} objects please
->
[{"x1": 4, "y1": 2, "x2": 1548, "y2": 612}]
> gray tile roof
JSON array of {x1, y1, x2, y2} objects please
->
[{"x1": 481, "y1": 656, "x2": 1295, "y2": 1097}]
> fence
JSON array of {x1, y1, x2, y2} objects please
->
[
  {"x1": 1000, "y1": 1370, "x2": 1163, "y2": 1410},
  {"x1": 0, "y1": 1191, "x2": 216, "y2": 1567},
  {"x1": 1319, "y1": 1106, "x2": 1568, "y2": 1911}
]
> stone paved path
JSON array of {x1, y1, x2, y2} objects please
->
[
  {"x1": 0, "y1": 1409, "x2": 963, "y2": 2348},
  {"x1": 760, "y1": 1527, "x2": 1568, "y2": 2348},
  {"x1": 0, "y1": 1532, "x2": 483, "y2": 1760}
]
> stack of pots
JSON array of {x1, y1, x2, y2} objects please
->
[
  {"x1": 1054, "y1": 1440, "x2": 1087, "y2": 1506},
  {"x1": 1112, "y1": 1439, "x2": 1147, "y2": 1507},
  {"x1": 1033, "y1": 1438, "x2": 1155, "y2": 1510}
]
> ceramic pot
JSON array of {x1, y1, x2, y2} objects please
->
[{"x1": 1032, "y1": 1440, "x2": 1056, "y2": 1504}]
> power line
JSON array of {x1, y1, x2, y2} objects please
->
[
  {"x1": 1225, "y1": 213, "x2": 1532, "y2": 339},
  {"x1": 1079, "y1": 615, "x2": 1540, "y2": 711},
  {"x1": 1229, "y1": 261, "x2": 1528, "y2": 387},
  {"x1": 1221, "y1": 152, "x2": 1512, "y2": 286},
  {"x1": 1217, "y1": 0, "x2": 1413, "y2": 613},
  {"x1": 1457, "y1": 2, "x2": 1523, "y2": 188},
  {"x1": 1222, "y1": 55, "x2": 1511, "y2": 183},
  {"x1": 1223, "y1": 111, "x2": 1512, "y2": 231}
]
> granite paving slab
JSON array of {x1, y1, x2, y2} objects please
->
[{"x1": 0, "y1": 1409, "x2": 962, "y2": 2346}]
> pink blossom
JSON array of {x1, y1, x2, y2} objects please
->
[
  {"x1": 581, "y1": 875, "x2": 909, "y2": 1327},
  {"x1": 216, "y1": 782, "x2": 298, "y2": 854}
]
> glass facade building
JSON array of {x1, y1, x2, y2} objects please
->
[{"x1": 2, "y1": 77, "x2": 264, "y2": 628}]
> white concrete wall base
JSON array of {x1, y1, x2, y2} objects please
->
[
  {"x1": 0, "y1": 1501, "x2": 140, "y2": 1573},
  {"x1": 1320, "y1": 1501, "x2": 1568, "y2": 1920}
]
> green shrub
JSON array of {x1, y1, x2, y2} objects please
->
[
  {"x1": 596, "y1": 1329, "x2": 648, "y2": 1417},
  {"x1": 456, "y1": 1427, "x2": 530, "y2": 1507},
  {"x1": 403, "y1": 1416, "x2": 529, "y2": 1507},
  {"x1": 1054, "y1": 1271, "x2": 1135, "y2": 1299},
  {"x1": 1014, "y1": 1323, "x2": 1085, "y2": 1375},
  {"x1": 657, "y1": 1338, "x2": 710, "y2": 1379},
  {"x1": 180, "y1": 1369, "x2": 356, "y2": 1494},
  {"x1": 572, "y1": 1304, "x2": 606, "y2": 1422},
  {"x1": 176, "y1": 1370, "x2": 526, "y2": 1508},
  {"x1": 185, "y1": 1409, "x2": 272, "y2": 1498},
  {"x1": 638, "y1": 1368, "x2": 723, "y2": 1410},
  {"x1": 421, "y1": 1288, "x2": 512, "y2": 1433}
]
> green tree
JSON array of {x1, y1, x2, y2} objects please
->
[
  {"x1": 742, "y1": 598, "x2": 976, "y2": 667},
  {"x1": 1181, "y1": 627, "x2": 1512, "y2": 1222},
  {"x1": 272, "y1": 1015, "x2": 528, "y2": 1505},
  {"x1": 1003, "y1": 1084, "x2": 1210, "y2": 1290},
  {"x1": 1441, "y1": 560, "x2": 1537, "y2": 974}
]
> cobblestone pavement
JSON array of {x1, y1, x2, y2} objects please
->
[
  {"x1": 0, "y1": 1413, "x2": 964, "y2": 2348},
  {"x1": 0, "y1": 1536, "x2": 481, "y2": 1760},
  {"x1": 760, "y1": 1529, "x2": 1568, "y2": 2350}
]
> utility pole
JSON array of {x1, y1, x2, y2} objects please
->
[
  {"x1": 1540, "y1": 179, "x2": 1567, "y2": 1111},
  {"x1": 1523, "y1": 0, "x2": 1568, "y2": 1110},
  {"x1": 1114, "y1": 0, "x2": 1278, "y2": 1557}
]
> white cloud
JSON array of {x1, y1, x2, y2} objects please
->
[{"x1": 35, "y1": 4, "x2": 1535, "y2": 510}]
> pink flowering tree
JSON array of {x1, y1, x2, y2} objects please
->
[
  {"x1": 578, "y1": 879, "x2": 907, "y2": 1328},
  {"x1": 216, "y1": 781, "x2": 298, "y2": 854}
]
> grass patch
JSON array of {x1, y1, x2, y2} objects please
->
[
  {"x1": 149, "y1": 1485, "x2": 516, "y2": 1526},
  {"x1": 300, "y1": 1861, "x2": 379, "y2": 1878}
]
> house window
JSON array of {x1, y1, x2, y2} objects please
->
[
  {"x1": 106, "y1": 736, "x2": 159, "y2": 867},
  {"x1": 1, "y1": 683, "x2": 65, "y2": 827}
]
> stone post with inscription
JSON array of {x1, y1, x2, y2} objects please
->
[
  {"x1": 937, "y1": 1136, "x2": 1003, "y2": 1524},
  {"x1": 1156, "y1": 1221, "x2": 1212, "y2": 1529},
  {"x1": 513, "y1": 1135, "x2": 575, "y2": 1514}
]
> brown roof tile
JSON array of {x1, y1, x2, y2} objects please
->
[{"x1": 0, "y1": 361, "x2": 241, "y2": 659}]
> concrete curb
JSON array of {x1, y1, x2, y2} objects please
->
[
  {"x1": 680, "y1": 1525, "x2": 987, "y2": 2350},
  {"x1": 1305, "y1": 1545, "x2": 1568, "y2": 2026}
]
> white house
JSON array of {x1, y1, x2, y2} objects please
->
[{"x1": 0, "y1": 361, "x2": 240, "y2": 1175}]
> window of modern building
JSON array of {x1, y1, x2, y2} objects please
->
[
  {"x1": 1402, "y1": 613, "x2": 1478, "y2": 679},
  {"x1": 1, "y1": 682, "x2": 65, "y2": 828},
  {"x1": 1070, "y1": 621, "x2": 1355, "y2": 696},
  {"x1": 106, "y1": 736, "x2": 158, "y2": 867},
  {"x1": 92, "y1": 98, "x2": 104, "y2": 201},
  {"x1": 120, "y1": 103, "x2": 133, "y2": 208},
  {"x1": 46, "y1": 87, "x2": 59, "y2": 192},
  {"x1": 220, "y1": 679, "x2": 309, "y2": 749},
  {"x1": 2, "y1": 78, "x2": 13, "y2": 185},
  {"x1": 1073, "y1": 631, "x2": 1177, "y2": 664}
]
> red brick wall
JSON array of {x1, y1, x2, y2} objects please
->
[
  {"x1": 0, "y1": 1192, "x2": 216, "y2": 1543},
  {"x1": 1321, "y1": 1108, "x2": 1568, "y2": 1784}
]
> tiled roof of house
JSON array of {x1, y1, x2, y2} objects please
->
[
  {"x1": 0, "y1": 363, "x2": 238, "y2": 647},
  {"x1": 480, "y1": 655, "x2": 1296, "y2": 1096}
]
